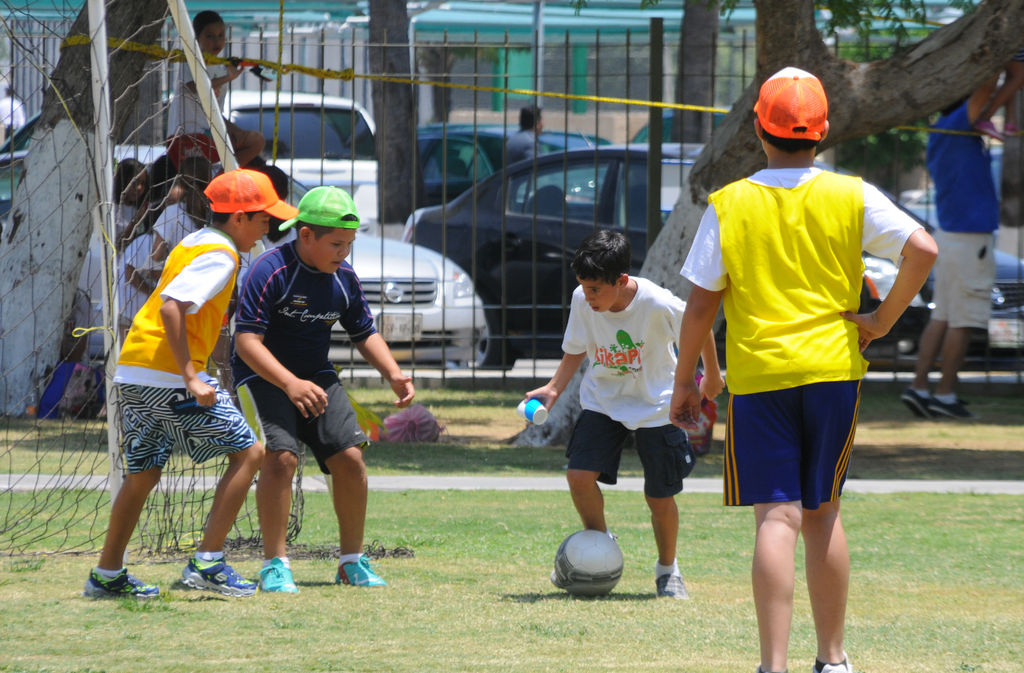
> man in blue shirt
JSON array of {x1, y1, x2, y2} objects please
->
[
  {"x1": 901, "y1": 81, "x2": 1000, "y2": 420},
  {"x1": 232, "y1": 186, "x2": 414, "y2": 592}
]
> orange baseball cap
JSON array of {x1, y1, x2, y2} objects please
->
[
  {"x1": 204, "y1": 168, "x2": 298, "y2": 220},
  {"x1": 754, "y1": 67, "x2": 828, "y2": 141}
]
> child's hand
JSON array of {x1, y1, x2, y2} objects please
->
[
  {"x1": 390, "y1": 374, "x2": 415, "y2": 408},
  {"x1": 670, "y1": 378, "x2": 701, "y2": 429},
  {"x1": 699, "y1": 372, "x2": 725, "y2": 401},
  {"x1": 840, "y1": 310, "x2": 891, "y2": 353},
  {"x1": 284, "y1": 378, "x2": 328, "y2": 418},
  {"x1": 186, "y1": 378, "x2": 217, "y2": 407},
  {"x1": 523, "y1": 386, "x2": 555, "y2": 411}
]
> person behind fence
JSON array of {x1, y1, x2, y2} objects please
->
[
  {"x1": 166, "y1": 10, "x2": 265, "y2": 170},
  {"x1": 523, "y1": 229, "x2": 723, "y2": 600},
  {"x1": 83, "y1": 169, "x2": 298, "y2": 599},
  {"x1": 669, "y1": 67, "x2": 937, "y2": 673},
  {"x1": 901, "y1": 81, "x2": 1002, "y2": 420},
  {"x1": 0, "y1": 86, "x2": 25, "y2": 140},
  {"x1": 231, "y1": 185, "x2": 414, "y2": 593},
  {"x1": 506, "y1": 105, "x2": 543, "y2": 164},
  {"x1": 973, "y1": 46, "x2": 1024, "y2": 141}
]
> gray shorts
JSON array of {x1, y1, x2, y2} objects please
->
[
  {"x1": 566, "y1": 410, "x2": 695, "y2": 498},
  {"x1": 242, "y1": 372, "x2": 368, "y2": 474},
  {"x1": 118, "y1": 382, "x2": 256, "y2": 474},
  {"x1": 932, "y1": 230, "x2": 996, "y2": 329}
]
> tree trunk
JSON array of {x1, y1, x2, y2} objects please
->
[
  {"x1": 518, "y1": 0, "x2": 1024, "y2": 446},
  {"x1": 370, "y1": 0, "x2": 423, "y2": 225},
  {"x1": 0, "y1": 0, "x2": 166, "y2": 415},
  {"x1": 675, "y1": 0, "x2": 719, "y2": 144}
]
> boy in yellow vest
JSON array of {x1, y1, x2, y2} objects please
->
[
  {"x1": 670, "y1": 68, "x2": 937, "y2": 673},
  {"x1": 84, "y1": 169, "x2": 297, "y2": 599}
]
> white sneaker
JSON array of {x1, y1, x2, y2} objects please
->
[{"x1": 814, "y1": 653, "x2": 852, "y2": 673}]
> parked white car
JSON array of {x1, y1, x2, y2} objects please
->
[
  {"x1": 222, "y1": 90, "x2": 379, "y2": 230},
  {"x1": 329, "y1": 232, "x2": 487, "y2": 367}
]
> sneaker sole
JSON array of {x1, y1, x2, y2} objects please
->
[
  {"x1": 926, "y1": 406, "x2": 976, "y2": 420},
  {"x1": 181, "y1": 570, "x2": 256, "y2": 597},
  {"x1": 900, "y1": 395, "x2": 932, "y2": 418}
]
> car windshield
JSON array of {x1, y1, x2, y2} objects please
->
[{"x1": 230, "y1": 106, "x2": 376, "y2": 161}]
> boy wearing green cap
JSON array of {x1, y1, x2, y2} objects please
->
[{"x1": 232, "y1": 186, "x2": 415, "y2": 593}]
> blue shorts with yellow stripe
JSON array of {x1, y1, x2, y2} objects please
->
[{"x1": 723, "y1": 380, "x2": 860, "y2": 509}]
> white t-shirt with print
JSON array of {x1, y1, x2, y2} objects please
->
[{"x1": 563, "y1": 276, "x2": 685, "y2": 430}]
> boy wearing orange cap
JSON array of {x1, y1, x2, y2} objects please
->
[
  {"x1": 84, "y1": 169, "x2": 297, "y2": 600},
  {"x1": 669, "y1": 68, "x2": 937, "y2": 673}
]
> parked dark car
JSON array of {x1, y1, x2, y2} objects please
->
[
  {"x1": 417, "y1": 123, "x2": 608, "y2": 206},
  {"x1": 404, "y1": 145, "x2": 688, "y2": 368}
]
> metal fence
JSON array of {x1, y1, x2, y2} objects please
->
[{"x1": 2, "y1": 10, "x2": 1021, "y2": 385}]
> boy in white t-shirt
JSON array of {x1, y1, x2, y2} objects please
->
[{"x1": 525, "y1": 229, "x2": 723, "y2": 599}]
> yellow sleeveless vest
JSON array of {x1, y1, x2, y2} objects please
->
[
  {"x1": 710, "y1": 171, "x2": 867, "y2": 394},
  {"x1": 118, "y1": 237, "x2": 239, "y2": 376}
]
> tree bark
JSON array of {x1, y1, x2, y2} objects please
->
[
  {"x1": 675, "y1": 0, "x2": 719, "y2": 144},
  {"x1": 369, "y1": 0, "x2": 423, "y2": 224},
  {"x1": 519, "y1": 0, "x2": 1024, "y2": 446},
  {"x1": 0, "y1": 0, "x2": 166, "y2": 415}
]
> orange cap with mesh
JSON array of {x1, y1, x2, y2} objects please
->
[
  {"x1": 204, "y1": 168, "x2": 298, "y2": 221},
  {"x1": 754, "y1": 67, "x2": 828, "y2": 141}
]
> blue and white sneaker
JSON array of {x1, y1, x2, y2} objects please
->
[
  {"x1": 83, "y1": 569, "x2": 160, "y2": 599},
  {"x1": 181, "y1": 558, "x2": 257, "y2": 597},
  {"x1": 259, "y1": 557, "x2": 298, "y2": 594},
  {"x1": 336, "y1": 555, "x2": 387, "y2": 587}
]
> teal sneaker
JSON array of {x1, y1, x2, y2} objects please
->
[
  {"x1": 336, "y1": 555, "x2": 387, "y2": 587},
  {"x1": 83, "y1": 569, "x2": 159, "y2": 599},
  {"x1": 181, "y1": 558, "x2": 257, "y2": 597},
  {"x1": 259, "y1": 557, "x2": 298, "y2": 593}
]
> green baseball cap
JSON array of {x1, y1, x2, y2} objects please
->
[{"x1": 279, "y1": 185, "x2": 360, "y2": 232}]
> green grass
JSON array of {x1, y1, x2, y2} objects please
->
[
  {"x1": 2, "y1": 387, "x2": 1022, "y2": 479},
  {"x1": 0, "y1": 490, "x2": 1021, "y2": 673}
]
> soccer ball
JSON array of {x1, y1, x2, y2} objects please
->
[{"x1": 551, "y1": 529, "x2": 624, "y2": 596}]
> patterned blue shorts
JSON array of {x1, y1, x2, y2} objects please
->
[{"x1": 117, "y1": 383, "x2": 257, "y2": 473}]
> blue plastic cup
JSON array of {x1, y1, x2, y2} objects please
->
[{"x1": 516, "y1": 398, "x2": 548, "y2": 425}]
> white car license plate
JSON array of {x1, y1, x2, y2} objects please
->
[
  {"x1": 378, "y1": 313, "x2": 423, "y2": 341},
  {"x1": 988, "y1": 317, "x2": 1024, "y2": 348}
]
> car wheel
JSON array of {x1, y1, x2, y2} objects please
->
[{"x1": 474, "y1": 311, "x2": 514, "y2": 370}]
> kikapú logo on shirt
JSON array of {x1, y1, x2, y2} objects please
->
[{"x1": 593, "y1": 329, "x2": 643, "y2": 376}]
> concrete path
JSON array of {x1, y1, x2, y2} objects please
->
[{"x1": 6, "y1": 474, "x2": 1020, "y2": 495}]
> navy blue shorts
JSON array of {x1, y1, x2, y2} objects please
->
[
  {"x1": 723, "y1": 380, "x2": 861, "y2": 509},
  {"x1": 566, "y1": 410, "x2": 695, "y2": 498}
]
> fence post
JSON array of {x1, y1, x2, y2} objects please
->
[{"x1": 647, "y1": 17, "x2": 663, "y2": 250}]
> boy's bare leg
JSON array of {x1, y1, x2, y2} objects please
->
[
  {"x1": 197, "y1": 443, "x2": 263, "y2": 553},
  {"x1": 645, "y1": 494, "x2": 678, "y2": 566},
  {"x1": 98, "y1": 468, "x2": 162, "y2": 569},
  {"x1": 325, "y1": 446, "x2": 368, "y2": 555},
  {"x1": 752, "y1": 501, "x2": 802, "y2": 673},
  {"x1": 803, "y1": 501, "x2": 849, "y2": 666},
  {"x1": 566, "y1": 469, "x2": 607, "y2": 532},
  {"x1": 256, "y1": 448, "x2": 298, "y2": 560}
]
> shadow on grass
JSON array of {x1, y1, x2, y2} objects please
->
[{"x1": 505, "y1": 591, "x2": 657, "y2": 602}]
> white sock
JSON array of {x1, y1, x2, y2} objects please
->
[
  {"x1": 263, "y1": 556, "x2": 290, "y2": 569},
  {"x1": 195, "y1": 550, "x2": 223, "y2": 563},
  {"x1": 339, "y1": 552, "x2": 362, "y2": 566},
  {"x1": 934, "y1": 392, "x2": 957, "y2": 404},
  {"x1": 94, "y1": 566, "x2": 124, "y2": 579},
  {"x1": 910, "y1": 387, "x2": 931, "y2": 397},
  {"x1": 656, "y1": 559, "x2": 680, "y2": 577}
]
